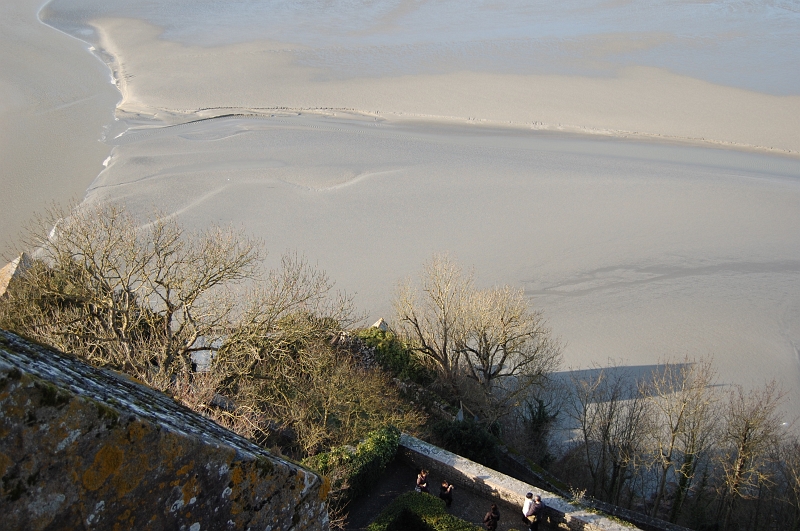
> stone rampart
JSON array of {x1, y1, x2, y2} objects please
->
[
  {"x1": 399, "y1": 434, "x2": 639, "y2": 531},
  {"x1": 0, "y1": 329, "x2": 329, "y2": 531}
]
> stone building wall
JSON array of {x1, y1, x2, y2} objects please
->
[{"x1": 0, "y1": 329, "x2": 329, "y2": 531}]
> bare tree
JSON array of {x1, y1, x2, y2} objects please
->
[
  {"x1": 0, "y1": 202, "x2": 262, "y2": 385},
  {"x1": 393, "y1": 254, "x2": 562, "y2": 422},
  {"x1": 459, "y1": 285, "x2": 562, "y2": 424},
  {"x1": 716, "y1": 380, "x2": 787, "y2": 529},
  {"x1": 642, "y1": 356, "x2": 719, "y2": 520},
  {"x1": 0, "y1": 202, "x2": 420, "y2": 459},
  {"x1": 567, "y1": 364, "x2": 653, "y2": 506},
  {"x1": 215, "y1": 252, "x2": 357, "y2": 382},
  {"x1": 775, "y1": 435, "x2": 800, "y2": 529},
  {"x1": 393, "y1": 254, "x2": 471, "y2": 385}
]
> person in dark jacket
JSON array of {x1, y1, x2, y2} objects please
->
[
  {"x1": 439, "y1": 480, "x2": 454, "y2": 507},
  {"x1": 415, "y1": 469, "x2": 429, "y2": 493},
  {"x1": 529, "y1": 494, "x2": 544, "y2": 531},
  {"x1": 483, "y1": 503, "x2": 500, "y2": 530}
]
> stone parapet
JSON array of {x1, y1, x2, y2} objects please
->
[
  {"x1": 399, "y1": 433, "x2": 639, "y2": 531},
  {"x1": 0, "y1": 329, "x2": 329, "y2": 531}
]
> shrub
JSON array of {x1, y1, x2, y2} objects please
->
[
  {"x1": 430, "y1": 419, "x2": 500, "y2": 469},
  {"x1": 357, "y1": 328, "x2": 435, "y2": 385},
  {"x1": 367, "y1": 491, "x2": 480, "y2": 531},
  {"x1": 303, "y1": 425, "x2": 401, "y2": 509},
  {"x1": 386, "y1": 508, "x2": 432, "y2": 531}
]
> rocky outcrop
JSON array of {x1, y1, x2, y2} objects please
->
[
  {"x1": 0, "y1": 329, "x2": 329, "y2": 531},
  {"x1": 329, "y1": 332, "x2": 379, "y2": 370}
]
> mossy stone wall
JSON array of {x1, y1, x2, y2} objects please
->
[{"x1": 0, "y1": 329, "x2": 329, "y2": 531}]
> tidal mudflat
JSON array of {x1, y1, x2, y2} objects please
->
[{"x1": 2, "y1": 0, "x2": 799, "y2": 415}]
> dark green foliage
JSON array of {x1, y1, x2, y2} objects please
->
[
  {"x1": 386, "y1": 508, "x2": 433, "y2": 531},
  {"x1": 367, "y1": 491, "x2": 480, "y2": 531},
  {"x1": 431, "y1": 419, "x2": 500, "y2": 469},
  {"x1": 524, "y1": 398, "x2": 558, "y2": 468},
  {"x1": 357, "y1": 328, "x2": 435, "y2": 385},
  {"x1": 303, "y1": 425, "x2": 400, "y2": 507}
]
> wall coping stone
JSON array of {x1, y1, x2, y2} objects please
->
[{"x1": 0, "y1": 330, "x2": 278, "y2": 464}]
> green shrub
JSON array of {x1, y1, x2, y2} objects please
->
[
  {"x1": 386, "y1": 508, "x2": 433, "y2": 531},
  {"x1": 368, "y1": 491, "x2": 480, "y2": 531},
  {"x1": 303, "y1": 425, "x2": 401, "y2": 506},
  {"x1": 430, "y1": 419, "x2": 500, "y2": 469},
  {"x1": 357, "y1": 328, "x2": 435, "y2": 385}
]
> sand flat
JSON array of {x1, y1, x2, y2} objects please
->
[
  {"x1": 84, "y1": 114, "x2": 800, "y2": 414},
  {"x1": 86, "y1": 16, "x2": 800, "y2": 155},
  {"x1": 0, "y1": 0, "x2": 119, "y2": 259},
  {"x1": 3, "y1": 0, "x2": 800, "y2": 416}
]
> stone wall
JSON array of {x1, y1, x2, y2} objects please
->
[
  {"x1": 399, "y1": 434, "x2": 639, "y2": 531},
  {"x1": 0, "y1": 329, "x2": 329, "y2": 531}
]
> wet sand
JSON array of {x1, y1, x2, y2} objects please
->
[
  {"x1": 82, "y1": 15, "x2": 800, "y2": 155},
  {"x1": 0, "y1": 0, "x2": 119, "y2": 259}
]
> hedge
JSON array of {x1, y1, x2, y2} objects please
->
[{"x1": 367, "y1": 491, "x2": 481, "y2": 531}]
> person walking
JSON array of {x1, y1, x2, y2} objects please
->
[
  {"x1": 483, "y1": 503, "x2": 500, "y2": 531},
  {"x1": 439, "y1": 479, "x2": 454, "y2": 507},
  {"x1": 529, "y1": 494, "x2": 544, "y2": 531},
  {"x1": 522, "y1": 492, "x2": 535, "y2": 526}
]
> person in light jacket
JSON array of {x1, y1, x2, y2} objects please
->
[{"x1": 522, "y1": 492, "x2": 534, "y2": 525}]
